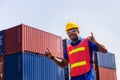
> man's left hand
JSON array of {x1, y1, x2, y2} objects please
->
[{"x1": 88, "y1": 32, "x2": 97, "y2": 43}]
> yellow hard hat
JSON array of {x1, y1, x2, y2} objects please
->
[{"x1": 65, "y1": 22, "x2": 79, "y2": 31}]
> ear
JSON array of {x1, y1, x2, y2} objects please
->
[{"x1": 78, "y1": 30, "x2": 80, "y2": 34}]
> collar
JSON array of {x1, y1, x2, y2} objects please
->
[{"x1": 70, "y1": 37, "x2": 83, "y2": 46}]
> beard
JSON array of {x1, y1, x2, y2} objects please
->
[
  {"x1": 71, "y1": 38, "x2": 78, "y2": 42},
  {"x1": 69, "y1": 34, "x2": 78, "y2": 42}
]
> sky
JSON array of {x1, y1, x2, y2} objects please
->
[{"x1": 0, "y1": 0, "x2": 120, "y2": 79}]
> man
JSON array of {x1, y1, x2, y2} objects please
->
[{"x1": 45, "y1": 22, "x2": 107, "y2": 80}]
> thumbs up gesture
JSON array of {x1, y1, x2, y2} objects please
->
[{"x1": 88, "y1": 32, "x2": 97, "y2": 43}]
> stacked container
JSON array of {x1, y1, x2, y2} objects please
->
[
  {"x1": 5, "y1": 52, "x2": 64, "y2": 80},
  {"x1": 62, "y1": 39, "x2": 70, "y2": 80},
  {"x1": 0, "y1": 31, "x2": 4, "y2": 55},
  {"x1": 1, "y1": 24, "x2": 65, "y2": 80},
  {"x1": 4, "y1": 24, "x2": 63, "y2": 58},
  {"x1": 94, "y1": 52, "x2": 117, "y2": 80},
  {"x1": 0, "y1": 31, "x2": 4, "y2": 80},
  {"x1": 0, "y1": 56, "x2": 4, "y2": 80}
]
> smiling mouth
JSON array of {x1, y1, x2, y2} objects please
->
[{"x1": 70, "y1": 34, "x2": 76, "y2": 37}]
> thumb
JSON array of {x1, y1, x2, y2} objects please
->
[
  {"x1": 47, "y1": 48, "x2": 51, "y2": 53},
  {"x1": 45, "y1": 51, "x2": 49, "y2": 56},
  {"x1": 91, "y1": 32, "x2": 94, "y2": 37}
]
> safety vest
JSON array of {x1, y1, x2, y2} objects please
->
[{"x1": 67, "y1": 38, "x2": 91, "y2": 77}]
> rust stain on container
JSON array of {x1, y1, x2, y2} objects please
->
[
  {"x1": 4, "y1": 24, "x2": 63, "y2": 58},
  {"x1": 0, "y1": 56, "x2": 4, "y2": 80}
]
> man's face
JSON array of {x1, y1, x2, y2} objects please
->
[{"x1": 67, "y1": 28, "x2": 79, "y2": 41}]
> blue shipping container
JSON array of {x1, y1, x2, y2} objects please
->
[
  {"x1": 62, "y1": 39, "x2": 71, "y2": 58},
  {"x1": 5, "y1": 52, "x2": 65, "y2": 80},
  {"x1": 62, "y1": 39, "x2": 67, "y2": 58},
  {"x1": 94, "y1": 52, "x2": 116, "y2": 69},
  {"x1": 0, "y1": 31, "x2": 4, "y2": 55},
  {"x1": 62, "y1": 39, "x2": 70, "y2": 80}
]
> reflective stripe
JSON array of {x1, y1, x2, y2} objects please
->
[
  {"x1": 69, "y1": 47, "x2": 85, "y2": 55},
  {"x1": 71, "y1": 61, "x2": 86, "y2": 69}
]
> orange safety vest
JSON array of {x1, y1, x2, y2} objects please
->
[{"x1": 67, "y1": 38, "x2": 91, "y2": 77}]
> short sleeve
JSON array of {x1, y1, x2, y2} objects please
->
[{"x1": 88, "y1": 40, "x2": 99, "y2": 51}]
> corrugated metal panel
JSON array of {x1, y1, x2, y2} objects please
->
[
  {"x1": 62, "y1": 39, "x2": 70, "y2": 80},
  {"x1": 62, "y1": 39, "x2": 67, "y2": 58},
  {"x1": 4, "y1": 24, "x2": 63, "y2": 58},
  {"x1": 4, "y1": 52, "x2": 65, "y2": 80},
  {"x1": 22, "y1": 25, "x2": 63, "y2": 58},
  {"x1": 64, "y1": 66, "x2": 70, "y2": 80},
  {"x1": 98, "y1": 66, "x2": 117, "y2": 80},
  {"x1": 0, "y1": 56, "x2": 4, "y2": 80},
  {"x1": 57, "y1": 66, "x2": 65, "y2": 80},
  {"x1": 0, "y1": 31, "x2": 4, "y2": 55},
  {"x1": 95, "y1": 52, "x2": 116, "y2": 69},
  {"x1": 4, "y1": 25, "x2": 22, "y2": 54}
]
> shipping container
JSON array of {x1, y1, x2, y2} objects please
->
[
  {"x1": 63, "y1": 39, "x2": 68, "y2": 80},
  {"x1": 62, "y1": 39, "x2": 71, "y2": 80},
  {"x1": 94, "y1": 52, "x2": 116, "y2": 69},
  {"x1": 4, "y1": 24, "x2": 63, "y2": 58},
  {"x1": 0, "y1": 56, "x2": 4, "y2": 80},
  {"x1": 0, "y1": 31, "x2": 4, "y2": 55},
  {"x1": 97, "y1": 66, "x2": 117, "y2": 80},
  {"x1": 4, "y1": 52, "x2": 65, "y2": 80},
  {"x1": 62, "y1": 39, "x2": 67, "y2": 58}
]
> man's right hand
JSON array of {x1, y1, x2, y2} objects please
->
[
  {"x1": 45, "y1": 48, "x2": 69, "y2": 67},
  {"x1": 45, "y1": 48, "x2": 54, "y2": 59}
]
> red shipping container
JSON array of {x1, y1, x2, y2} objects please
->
[
  {"x1": 98, "y1": 66, "x2": 117, "y2": 80},
  {"x1": 4, "y1": 24, "x2": 63, "y2": 58},
  {"x1": 0, "y1": 56, "x2": 4, "y2": 80}
]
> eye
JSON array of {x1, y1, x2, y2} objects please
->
[
  {"x1": 67, "y1": 29, "x2": 78, "y2": 34},
  {"x1": 73, "y1": 29, "x2": 77, "y2": 32}
]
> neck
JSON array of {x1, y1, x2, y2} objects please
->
[{"x1": 72, "y1": 39, "x2": 78, "y2": 44}]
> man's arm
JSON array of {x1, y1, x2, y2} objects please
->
[
  {"x1": 53, "y1": 58, "x2": 69, "y2": 67},
  {"x1": 93, "y1": 41, "x2": 107, "y2": 53},
  {"x1": 45, "y1": 48, "x2": 69, "y2": 67}
]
